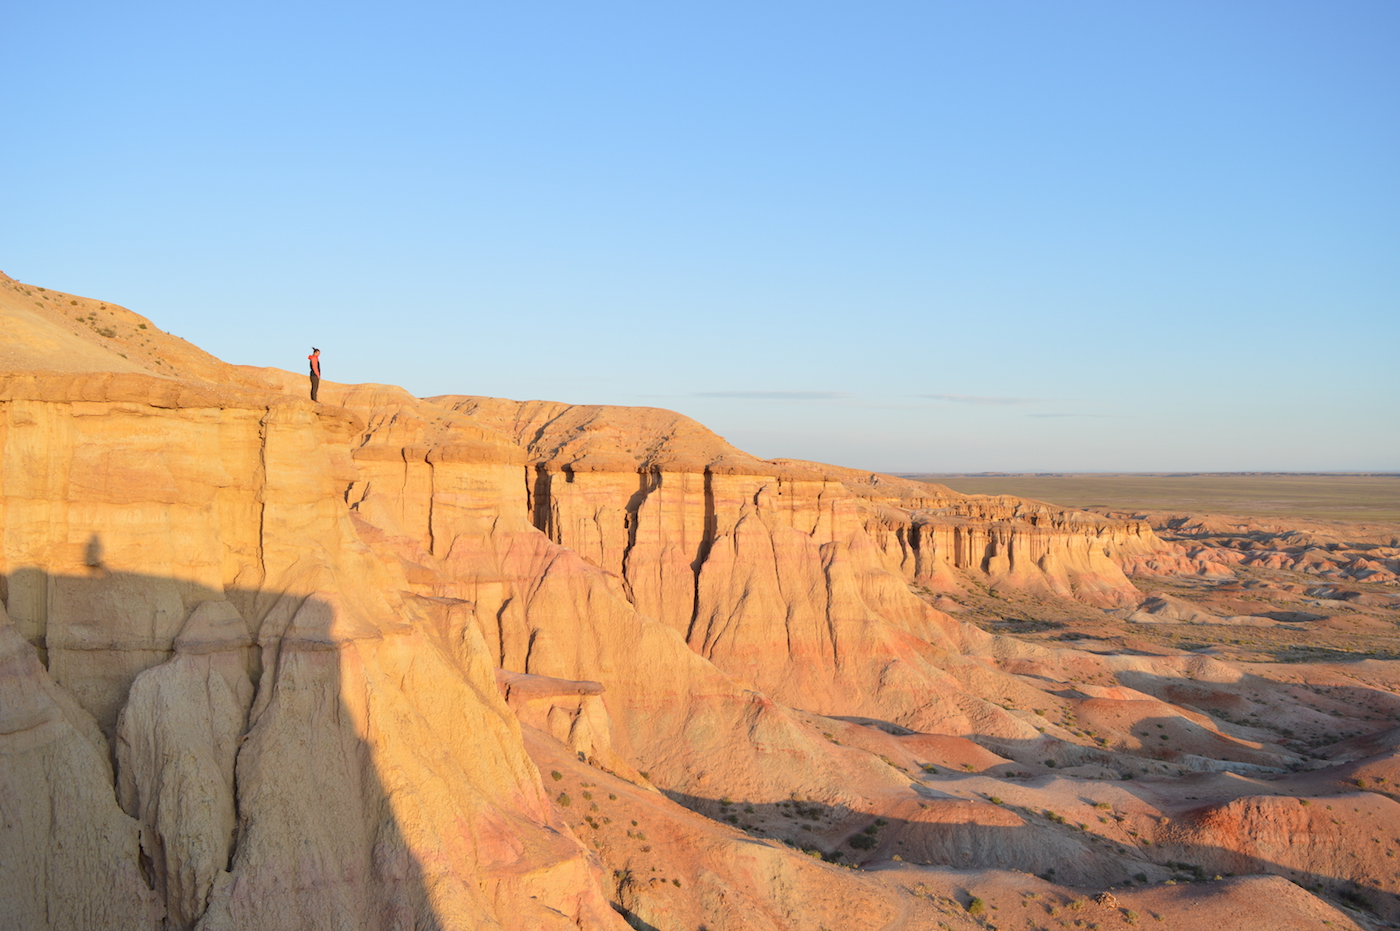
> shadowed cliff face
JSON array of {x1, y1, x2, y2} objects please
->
[
  {"x1": 2, "y1": 275, "x2": 1394, "y2": 930},
  {"x1": 0, "y1": 368, "x2": 624, "y2": 930},
  {"x1": 0, "y1": 567, "x2": 620, "y2": 931}
]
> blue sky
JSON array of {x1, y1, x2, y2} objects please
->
[{"x1": 5, "y1": 2, "x2": 1396, "y2": 471}]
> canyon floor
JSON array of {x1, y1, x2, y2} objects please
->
[{"x1": 3, "y1": 272, "x2": 1398, "y2": 931}]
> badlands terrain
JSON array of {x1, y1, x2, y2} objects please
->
[{"x1": 2, "y1": 270, "x2": 1398, "y2": 931}]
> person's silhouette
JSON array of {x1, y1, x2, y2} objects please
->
[{"x1": 308, "y1": 347, "x2": 321, "y2": 401}]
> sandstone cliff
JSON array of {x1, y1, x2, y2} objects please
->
[{"x1": 0, "y1": 271, "x2": 1386, "y2": 931}]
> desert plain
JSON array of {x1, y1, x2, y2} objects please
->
[{"x1": 3, "y1": 271, "x2": 1399, "y2": 931}]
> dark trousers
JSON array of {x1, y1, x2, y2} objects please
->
[{"x1": 310, "y1": 374, "x2": 320, "y2": 401}]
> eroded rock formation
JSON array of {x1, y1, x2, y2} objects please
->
[{"x1": 0, "y1": 271, "x2": 1388, "y2": 930}]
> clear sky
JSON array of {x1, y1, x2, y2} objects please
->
[{"x1": 4, "y1": 2, "x2": 1396, "y2": 472}]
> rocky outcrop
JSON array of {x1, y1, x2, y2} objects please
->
[
  {"x1": 0, "y1": 364, "x2": 623, "y2": 930},
  {"x1": 5, "y1": 271, "x2": 1383, "y2": 930},
  {"x1": 403, "y1": 398, "x2": 1168, "y2": 736},
  {"x1": 337, "y1": 387, "x2": 917, "y2": 806},
  {"x1": 0, "y1": 612, "x2": 161, "y2": 929},
  {"x1": 437, "y1": 398, "x2": 1164, "y2": 610}
]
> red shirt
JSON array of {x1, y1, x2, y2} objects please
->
[{"x1": 309, "y1": 353, "x2": 321, "y2": 377}]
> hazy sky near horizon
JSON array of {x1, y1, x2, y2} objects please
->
[{"x1": 5, "y1": 2, "x2": 1396, "y2": 472}]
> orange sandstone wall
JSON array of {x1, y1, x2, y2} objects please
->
[{"x1": 0, "y1": 375, "x2": 624, "y2": 931}]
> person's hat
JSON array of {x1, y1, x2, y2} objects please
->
[{"x1": 312, "y1": 347, "x2": 320, "y2": 352}]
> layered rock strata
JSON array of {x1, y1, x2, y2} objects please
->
[
  {"x1": 0, "y1": 365, "x2": 621, "y2": 930},
  {"x1": 2, "y1": 272, "x2": 1390, "y2": 930}
]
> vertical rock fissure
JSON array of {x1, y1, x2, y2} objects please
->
[
  {"x1": 530, "y1": 465, "x2": 553, "y2": 536},
  {"x1": 256, "y1": 412, "x2": 268, "y2": 578},
  {"x1": 981, "y1": 536, "x2": 996, "y2": 574},
  {"x1": 820, "y1": 544, "x2": 841, "y2": 670},
  {"x1": 759, "y1": 487, "x2": 801, "y2": 658},
  {"x1": 618, "y1": 470, "x2": 658, "y2": 606},
  {"x1": 36, "y1": 569, "x2": 51, "y2": 670},
  {"x1": 227, "y1": 737, "x2": 245, "y2": 875},
  {"x1": 496, "y1": 597, "x2": 513, "y2": 668},
  {"x1": 685, "y1": 469, "x2": 717, "y2": 642},
  {"x1": 425, "y1": 452, "x2": 436, "y2": 558}
]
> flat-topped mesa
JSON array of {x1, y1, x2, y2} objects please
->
[
  {"x1": 774, "y1": 459, "x2": 1167, "y2": 604},
  {"x1": 392, "y1": 398, "x2": 1160, "y2": 735},
  {"x1": 421, "y1": 399, "x2": 1157, "y2": 612}
]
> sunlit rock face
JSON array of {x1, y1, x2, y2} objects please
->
[
  {"x1": 0, "y1": 276, "x2": 623, "y2": 929},
  {"x1": 2, "y1": 272, "x2": 1390, "y2": 931}
]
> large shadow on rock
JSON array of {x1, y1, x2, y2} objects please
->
[
  {"x1": 0, "y1": 562, "x2": 617, "y2": 931},
  {"x1": 1109, "y1": 666, "x2": 1400, "y2": 762},
  {"x1": 0, "y1": 565, "x2": 436, "y2": 931},
  {"x1": 660, "y1": 784, "x2": 1400, "y2": 923},
  {"x1": 658, "y1": 789, "x2": 1138, "y2": 887}
]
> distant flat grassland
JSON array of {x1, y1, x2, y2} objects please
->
[{"x1": 900, "y1": 473, "x2": 1400, "y2": 522}]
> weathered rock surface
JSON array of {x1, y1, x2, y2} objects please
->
[
  {"x1": 1, "y1": 270, "x2": 1390, "y2": 930},
  {"x1": 0, "y1": 611, "x2": 161, "y2": 929}
]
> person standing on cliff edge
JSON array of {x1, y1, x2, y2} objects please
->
[{"x1": 308, "y1": 347, "x2": 321, "y2": 401}]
